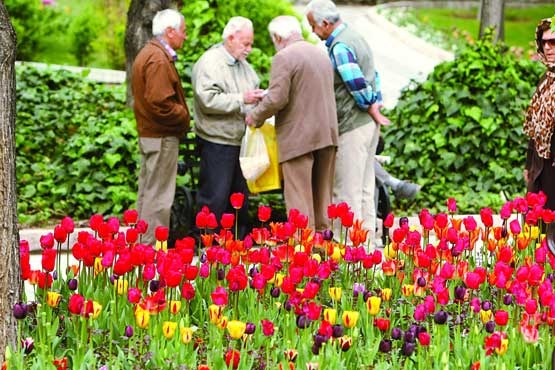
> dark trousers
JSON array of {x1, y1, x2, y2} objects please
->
[{"x1": 195, "y1": 137, "x2": 250, "y2": 239}]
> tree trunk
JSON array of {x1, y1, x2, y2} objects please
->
[
  {"x1": 479, "y1": 0, "x2": 505, "y2": 42},
  {"x1": 124, "y1": 0, "x2": 183, "y2": 107},
  {"x1": 0, "y1": 2, "x2": 21, "y2": 363}
]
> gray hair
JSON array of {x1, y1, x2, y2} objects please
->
[
  {"x1": 152, "y1": 9, "x2": 184, "y2": 37},
  {"x1": 222, "y1": 16, "x2": 254, "y2": 41},
  {"x1": 268, "y1": 16, "x2": 302, "y2": 40},
  {"x1": 306, "y1": 0, "x2": 340, "y2": 26}
]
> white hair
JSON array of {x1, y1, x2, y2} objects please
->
[
  {"x1": 306, "y1": 0, "x2": 340, "y2": 26},
  {"x1": 152, "y1": 9, "x2": 184, "y2": 37},
  {"x1": 268, "y1": 16, "x2": 302, "y2": 41},
  {"x1": 222, "y1": 16, "x2": 253, "y2": 41}
]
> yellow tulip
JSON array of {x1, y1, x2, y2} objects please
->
[
  {"x1": 323, "y1": 308, "x2": 337, "y2": 325},
  {"x1": 311, "y1": 253, "x2": 322, "y2": 263},
  {"x1": 46, "y1": 291, "x2": 61, "y2": 308},
  {"x1": 115, "y1": 278, "x2": 128, "y2": 296},
  {"x1": 294, "y1": 244, "x2": 305, "y2": 253},
  {"x1": 366, "y1": 296, "x2": 382, "y2": 316},
  {"x1": 155, "y1": 240, "x2": 167, "y2": 252},
  {"x1": 480, "y1": 309, "x2": 492, "y2": 324},
  {"x1": 269, "y1": 273, "x2": 284, "y2": 287},
  {"x1": 208, "y1": 304, "x2": 222, "y2": 324},
  {"x1": 162, "y1": 321, "x2": 177, "y2": 339},
  {"x1": 329, "y1": 287, "x2": 342, "y2": 302},
  {"x1": 91, "y1": 301, "x2": 102, "y2": 319},
  {"x1": 169, "y1": 300, "x2": 182, "y2": 315},
  {"x1": 134, "y1": 306, "x2": 150, "y2": 329},
  {"x1": 94, "y1": 257, "x2": 104, "y2": 275},
  {"x1": 342, "y1": 310, "x2": 360, "y2": 328},
  {"x1": 227, "y1": 320, "x2": 246, "y2": 339},
  {"x1": 217, "y1": 315, "x2": 228, "y2": 330},
  {"x1": 180, "y1": 326, "x2": 193, "y2": 344},
  {"x1": 495, "y1": 338, "x2": 509, "y2": 355},
  {"x1": 384, "y1": 244, "x2": 397, "y2": 259},
  {"x1": 330, "y1": 246, "x2": 342, "y2": 262},
  {"x1": 401, "y1": 284, "x2": 414, "y2": 297},
  {"x1": 381, "y1": 288, "x2": 392, "y2": 302}
]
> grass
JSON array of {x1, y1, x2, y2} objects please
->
[{"x1": 385, "y1": 5, "x2": 554, "y2": 52}]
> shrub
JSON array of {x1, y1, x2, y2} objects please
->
[
  {"x1": 5, "y1": 0, "x2": 65, "y2": 61},
  {"x1": 383, "y1": 35, "x2": 545, "y2": 214},
  {"x1": 16, "y1": 66, "x2": 138, "y2": 225}
]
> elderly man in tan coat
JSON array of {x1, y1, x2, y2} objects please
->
[{"x1": 246, "y1": 15, "x2": 338, "y2": 231}]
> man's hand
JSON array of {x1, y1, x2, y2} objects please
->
[
  {"x1": 245, "y1": 113, "x2": 256, "y2": 127},
  {"x1": 368, "y1": 103, "x2": 391, "y2": 126},
  {"x1": 243, "y1": 89, "x2": 265, "y2": 104}
]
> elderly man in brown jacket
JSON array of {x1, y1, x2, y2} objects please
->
[
  {"x1": 131, "y1": 9, "x2": 190, "y2": 245},
  {"x1": 246, "y1": 15, "x2": 338, "y2": 231}
]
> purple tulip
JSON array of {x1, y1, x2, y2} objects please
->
[
  {"x1": 454, "y1": 285, "x2": 466, "y2": 300},
  {"x1": 313, "y1": 333, "x2": 328, "y2": 345},
  {"x1": 401, "y1": 341, "x2": 416, "y2": 356},
  {"x1": 21, "y1": 337, "x2": 34, "y2": 354},
  {"x1": 200, "y1": 253, "x2": 207, "y2": 263},
  {"x1": 481, "y1": 300, "x2": 492, "y2": 311},
  {"x1": 322, "y1": 229, "x2": 333, "y2": 241},
  {"x1": 13, "y1": 302, "x2": 28, "y2": 320},
  {"x1": 379, "y1": 339, "x2": 392, "y2": 353},
  {"x1": 332, "y1": 324, "x2": 344, "y2": 338},
  {"x1": 503, "y1": 294, "x2": 513, "y2": 306},
  {"x1": 434, "y1": 310, "x2": 448, "y2": 325},
  {"x1": 149, "y1": 280, "x2": 160, "y2": 292},
  {"x1": 217, "y1": 268, "x2": 225, "y2": 281},
  {"x1": 399, "y1": 216, "x2": 409, "y2": 228},
  {"x1": 391, "y1": 327, "x2": 403, "y2": 340},
  {"x1": 245, "y1": 322, "x2": 256, "y2": 335},
  {"x1": 125, "y1": 325, "x2": 134, "y2": 338},
  {"x1": 283, "y1": 300, "x2": 293, "y2": 311},
  {"x1": 485, "y1": 321, "x2": 495, "y2": 333},
  {"x1": 296, "y1": 315, "x2": 311, "y2": 329},
  {"x1": 68, "y1": 278, "x2": 78, "y2": 291},
  {"x1": 109, "y1": 274, "x2": 117, "y2": 284},
  {"x1": 404, "y1": 330, "x2": 415, "y2": 343},
  {"x1": 311, "y1": 343, "x2": 321, "y2": 355},
  {"x1": 417, "y1": 277, "x2": 426, "y2": 287}
]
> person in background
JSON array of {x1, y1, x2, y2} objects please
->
[
  {"x1": 306, "y1": 0, "x2": 390, "y2": 248},
  {"x1": 131, "y1": 8, "x2": 190, "y2": 246},
  {"x1": 523, "y1": 18, "x2": 555, "y2": 211},
  {"x1": 192, "y1": 16, "x2": 264, "y2": 238},
  {"x1": 246, "y1": 15, "x2": 338, "y2": 231}
]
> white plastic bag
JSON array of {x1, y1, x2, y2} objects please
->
[{"x1": 239, "y1": 127, "x2": 270, "y2": 182}]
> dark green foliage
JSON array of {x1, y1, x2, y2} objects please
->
[
  {"x1": 5, "y1": 0, "x2": 65, "y2": 61},
  {"x1": 16, "y1": 66, "x2": 138, "y2": 225},
  {"x1": 178, "y1": 0, "x2": 298, "y2": 89},
  {"x1": 383, "y1": 37, "x2": 545, "y2": 214}
]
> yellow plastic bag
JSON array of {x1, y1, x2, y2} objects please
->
[{"x1": 247, "y1": 122, "x2": 282, "y2": 193}]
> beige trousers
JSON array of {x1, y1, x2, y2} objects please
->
[
  {"x1": 281, "y1": 146, "x2": 336, "y2": 232},
  {"x1": 333, "y1": 122, "x2": 380, "y2": 248},
  {"x1": 137, "y1": 137, "x2": 179, "y2": 246}
]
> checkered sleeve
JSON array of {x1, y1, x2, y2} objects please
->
[{"x1": 330, "y1": 42, "x2": 380, "y2": 110}]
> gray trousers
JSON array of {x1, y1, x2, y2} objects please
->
[{"x1": 137, "y1": 136, "x2": 179, "y2": 246}]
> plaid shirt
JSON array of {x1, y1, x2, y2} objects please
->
[{"x1": 325, "y1": 23, "x2": 382, "y2": 110}]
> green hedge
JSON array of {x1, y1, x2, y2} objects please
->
[
  {"x1": 383, "y1": 35, "x2": 545, "y2": 214},
  {"x1": 16, "y1": 66, "x2": 138, "y2": 225}
]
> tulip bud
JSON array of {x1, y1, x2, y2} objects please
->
[
  {"x1": 454, "y1": 285, "x2": 466, "y2": 300},
  {"x1": 322, "y1": 229, "x2": 333, "y2": 241},
  {"x1": 125, "y1": 325, "x2": 134, "y2": 338},
  {"x1": 296, "y1": 315, "x2": 311, "y2": 329},
  {"x1": 503, "y1": 294, "x2": 513, "y2": 306},
  {"x1": 313, "y1": 333, "x2": 327, "y2": 346},
  {"x1": 332, "y1": 324, "x2": 344, "y2": 338},
  {"x1": 399, "y1": 216, "x2": 409, "y2": 228},
  {"x1": 311, "y1": 342, "x2": 322, "y2": 355},
  {"x1": 391, "y1": 327, "x2": 403, "y2": 340},
  {"x1": 149, "y1": 280, "x2": 160, "y2": 292},
  {"x1": 401, "y1": 341, "x2": 416, "y2": 356},
  {"x1": 417, "y1": 277, "x2": 426, "y2": 287},
  {"x1": 21, "y1": 337, "x2": 34, "y2": 354},
  {"x1": 404, "y1": 330, "x2": 415, "y2": 343},
  {"x1": 245, "y1": 322, "x2": 256, "y2": 335},
  {"x1": 217, "y1": 268, "x2": 225, "y2": 281},
  {"x1": 481, "y1": 300, "x2": 492, "y2": 311},
  {"x1": 270, "y1": 287, "x2": 280, "y2": 298}
]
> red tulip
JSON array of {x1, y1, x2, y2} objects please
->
[
  {"x1": 257, "y1": 205, "x2": 272, "y2": 222},
  {"x1": 383, "y1": 213, "x2": 394, "y2": 228},
  {"x1": 374, "y1": 317, "x2": 391, "y2": 332},
  {"x1": 224, "y1": 349, "x2": 240, "y2": 369},
  {"x1": 418, "y1": 331, "x2": 431, "y2": 346},
  {"x1": 123, "y1": 209, "x2": 139, "y2": 225},
  {"x1": 494, "y1": 310, "x2": 509, "y2": 326},
  {"x1": 53, "y1": 225, "x2": 67, "y2": 244},
  {"x1": 480, "y1": 208, "x2": 494, "y2": 228},
  {"x1": 211, "y1": 286, "x2": 228, "y2": 306},
  {"x1": 89, "y1": 214, "x2": 103, "y2": 231},
  {"x1": 261, "y1": 319, "x2": 275, "y2": 336},
  {"x1": 220, "y1": 213, "x2": 235, "y2": 229},
  {"x1": 127, "y1": 287, "x2": 142, "y2": 304},
  {"x1": 327, "y1": 203, "x2": 338, "y2": 219},
  {"x1": 230, "y1": 192, "x2": 245, "y2": 209},
  {"x1": 41, "y1": 248, "x2": 56, "y2": 272},
  {"x1": 181, "y1": 282, "x2": 196, "y2": 301},
  {"x1": 61, "y1": 216, "x2": 75, "y2": 234},
  {"x1": 446, "y1": 198, "x2": 457, "y2": 213},
  {"x1": 68, "y1": 294, "x2": 85, "y2": 315},
  {"x1": 226, "y1": 265, "x2": 248, "y2": 291},
  {"x1": 155, "y1": 226, "x2": 169, "y2": 241},
  {"x1": 340, "y1": 211, "x2": 354, "y2": 228},
  {"x1": 40, "y1": 233, "x2": 55, "y2": 249}
]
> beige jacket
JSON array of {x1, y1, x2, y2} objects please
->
[
  {"x1": 250, "y1": 39, "x2": 338, "y2": 162},
  {"x1": 192, "y1": 44, "x2": 260, "y2": 146}
]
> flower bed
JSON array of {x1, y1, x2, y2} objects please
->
[{"x1": 7, "y1": 192, "x2": 555, "y2": 369}]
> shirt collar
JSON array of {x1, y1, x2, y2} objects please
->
[
  {"x1": 157, "y1": 37, "x2": 178, "y2": 61},
  {"x1": 325, "y1": 23, "x2": 347, "y2": 48},
  {"x1": 221, "y1": 45, "x2": 238, "y2": 66}
]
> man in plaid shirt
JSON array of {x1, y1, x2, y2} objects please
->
[{"x1": 307, "y1": 0, "x2": 390, "y2": 249}]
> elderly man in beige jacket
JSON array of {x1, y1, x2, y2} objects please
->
[
  {"x1": 192, "y1": 16, "x2": 264, "y2": 239},
  {"x1": 246, "y1": 15, "x2": 338, "y2": 231}
]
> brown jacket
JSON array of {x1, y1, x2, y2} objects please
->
[
  {"x1": 131, "y1": 39, "x2": 190, "y2": 138},
  {"x1": 250, "y1": 39, "x2": 338, "y2": 163}
]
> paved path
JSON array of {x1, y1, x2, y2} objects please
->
[{"x1": 295, "y1": 4, "x2": 453, "y2": 109}]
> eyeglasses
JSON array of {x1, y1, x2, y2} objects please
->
[{"x1": 541, "y1": 38, "x2": 555, "y2": 48}]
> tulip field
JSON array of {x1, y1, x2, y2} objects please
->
[{"x1": 6, "y1": 192, "x2": 555, "y2": 369}]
